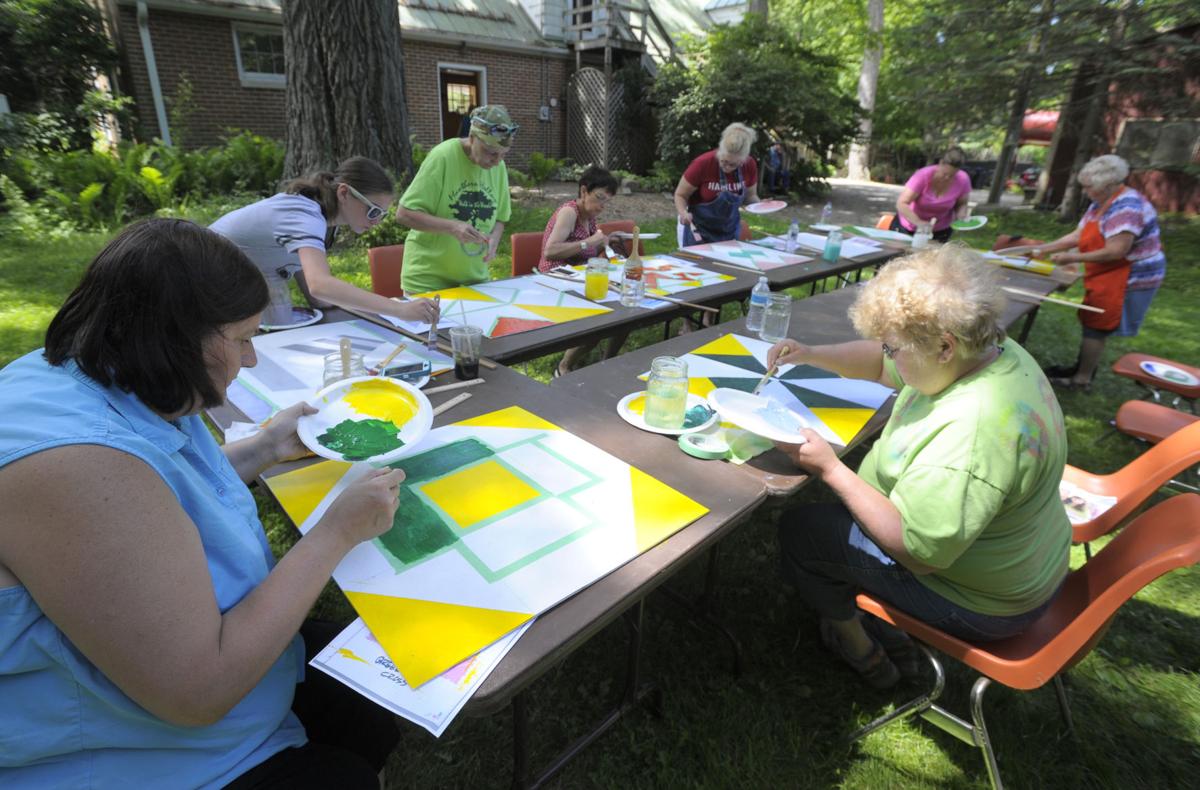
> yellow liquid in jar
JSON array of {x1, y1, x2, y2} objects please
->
[
  {"x1": 585, "y1": 269, "x2": 609, "y2": 301},
  {"x1": 644, "y1": 377, "x2": 688, "y2": 429}
]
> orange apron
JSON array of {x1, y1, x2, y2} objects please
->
[{"x1": 1078, "y1": 187, "x2": 1132, "y2": 332}]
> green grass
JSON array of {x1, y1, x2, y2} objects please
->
[{"x1": 3, "y1": 198, "x2": 1199, "y2": 788}]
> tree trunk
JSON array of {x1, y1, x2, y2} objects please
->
[
  {"x1": 282, "y1": 0, "x2": 413, "y2": 181},
  {"x1": 1058, "y1": 0, "x2": 1133, "y2": 221},
  {"x1": 986, "y1": 1, "x2": 1054, "y2": 205},
  {"x1": 847, "y1": 0, "x2": 883, "y2": 181},
  {"x1": 748, "y1": 0, "x2": 769, "y2": 22}
]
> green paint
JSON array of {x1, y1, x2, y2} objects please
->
[
  {"x1": 318, "y1": 418, "x2": 404, "y2": 461},
  {"x1": 376, "y1": 486, "x2": 460, "y2": 566},
  {"x1": 683, "y1": 404, "x2": 713, "y2": 429},
  {"x1": 391, "y1": 437, "x2": 493, "y2": 481}
]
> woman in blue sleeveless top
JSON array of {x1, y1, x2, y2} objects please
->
[{"x1": 0, "y1": 219, "x2": 403, "y2": 788}]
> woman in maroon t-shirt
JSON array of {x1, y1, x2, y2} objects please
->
[{"x1": 673, "y1": 122, "x2": 762, "y2": 247}]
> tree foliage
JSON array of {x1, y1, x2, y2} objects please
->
[
  {"x1": 0, "y1": 0, "x2": 117, "y2": 149},
  {"x1": 650, "y1": 15, "x2": 860, "y2": 191}
]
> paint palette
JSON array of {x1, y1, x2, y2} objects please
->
[
  {"x1": 707, "y1": 388, "x2": 810, "y2": 444},
  {"x1": 261, "y1": 306, "x2": 323, "y2": 331},
  {"x1": 299, "y1": 376, "x2": 433, "y2": 464},
  {"x1": 745, "y1": 200, "x2": 787, "y2": 215},
  {"x1": 1140, "y1": 360, "x2": 1200, "y2": 387},
  {"x1": 951, "y1": 215, "x2": 988, "y2": 231},
  {"x1": 617, "y1": 391, "x2": 719, "y2": 436}
]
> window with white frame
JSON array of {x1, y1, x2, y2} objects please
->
[{"x1": 233, "y1": 25, "x2": 286, "y2": 88}]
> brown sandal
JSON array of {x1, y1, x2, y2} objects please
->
[{"x1": 819, "y1": 617, "x2": 900, "y2": 690}]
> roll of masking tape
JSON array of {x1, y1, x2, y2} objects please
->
[{"x1": 678, "y1": 431, "x2": 730, "y2": 460}]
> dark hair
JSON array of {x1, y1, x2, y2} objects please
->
[
  {"x1": 941, "y1": 147, "x2": 966, "y2": 168},
  {"x1": 44, "y1": 218, "x2": 269, "y2": 414},
  {"x1": 284, "y1": 156, "x2": 395, "y2": 219},
  {"x1": 578, "y1": 165, "x2": 619, "y2": 196}
]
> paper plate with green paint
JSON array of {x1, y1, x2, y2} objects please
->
[
  {"x1": 617, "y1": 390, "x2": 718, "y2": 436},
  {"x1": 951, "y1": 215, "x2": 989, "y2": 231},
  {"x1": 298, "y1": 376, "x2": 433, "y2": 464}
]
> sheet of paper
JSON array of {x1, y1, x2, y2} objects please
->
[{"x1": 311, "y1": 618, "x2": 529, "y2": 737}]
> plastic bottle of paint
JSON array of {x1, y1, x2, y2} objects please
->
[
  {"x1": 745, "y1": 276, "x2": 770, "y2": 333},
  {"x1": 786, "y1": 219, "x2": 800, "y2": 253}
]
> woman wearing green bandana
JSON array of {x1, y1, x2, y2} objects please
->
[{"x1": 394, "y1": 105, "x2": 516, "y2": 295}]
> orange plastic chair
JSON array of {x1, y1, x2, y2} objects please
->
[
  {"x1": 853, "y1": 493, "x2": 1200, "y2": 790},
  {"x1": 1115, "y1": 399, "x2": 1199, "y2": 445},
  {"x1": 510, "y1": 232, "x2": 543, "y2": 277},
  {"x1": 367, "y1": 244, "x2": 404, "y2": 298},
  {"x1": 1063, "y1": 419, "x2": 1200, "y2": 554},
  {"x1": 1111, "y1": 353, "x2": 1200, "y2": 411},
  {"x1": 598, "y1": 220, "x2": 645, "y2": 255},
  {"x1": 875, "y1": 212, "x2": 895, "y2": 230}
]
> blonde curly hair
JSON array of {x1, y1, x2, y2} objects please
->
[{"x1": 849, "y1": 244, "x2": 1007, "y2": 357}]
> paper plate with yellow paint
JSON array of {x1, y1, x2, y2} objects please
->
[
  {"x1": 617, "y1": 390, "x2": 718, "y2": 436},
  {"x1": 299, "y1": 376, "x2": 433, "y2": 464}
]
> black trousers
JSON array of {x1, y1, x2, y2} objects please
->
[
  {"x1": 889, "y1": 214, "x2": 954, "y2": 244},
  {"x1": 224, "y1": 620, "x2": 401, "y2": 790}
]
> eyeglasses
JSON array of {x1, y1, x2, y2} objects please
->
[
  {"x1": 881, "y1": 342, "x2": 898, "y2": 360},
  {"x1": 344, "y1": 184, "x2": 386, "y2": 222}
]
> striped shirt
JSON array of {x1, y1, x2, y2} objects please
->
[{"x1": 1078, "y1": 188, "x2": 1167, "y2": 291}]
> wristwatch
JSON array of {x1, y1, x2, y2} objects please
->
[{"x1": 579, "y1": 241, "x2": 587, "y2": 252}]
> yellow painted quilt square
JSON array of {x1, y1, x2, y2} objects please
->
[{"x1": 420, "y1": 459, "x2": 539, "y2": 528}]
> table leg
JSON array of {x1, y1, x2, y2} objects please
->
[
  {"x1": 1016, "y1": 304, "x2": 1041, "y2": 345},
  {"x1": 508, "y1": 600, "x2": 662, "y2": 789},
  {"x1": 656, "y1": 545, "x2": 745, "y2": 677}
]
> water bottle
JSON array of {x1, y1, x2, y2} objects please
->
[
  {"x1": 912, "y1": 224, "x2": 932, "y2": 249},
  {"x1": 620, "y1": 226, "x2": 644, "y2": 306},
  {"x1": 822, "y1": 229, "x2": 843, "y2": 263},
  {"x1": 820, "y1": 201, "x2": 833, "y2": 226},
  {"x1": 745, "y1": 276, "x2": 770, "y2": 333},
  {"x1": 786, "y1": 219, "x2": 800, "y2": 253}
]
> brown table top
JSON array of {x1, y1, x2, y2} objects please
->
[{"x1": 672, "y1": 239, "x2": 900, "y2": 291}]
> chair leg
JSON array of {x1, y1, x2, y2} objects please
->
[
  {"x1": 969, "y1": 677, "x2": 1003, "y2": 790},
  {"x1": 1083, "y1": 542, "x2": 1092, "y2": 561},
  {"x1": 849, "y1": 644, "x2": 946, "y2": 741},
  {"x1": 1052, "y1": 674, "x2": 1075, "y2": 736}
]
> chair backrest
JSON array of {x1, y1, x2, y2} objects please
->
[
  {"x1": 598, "y1": 220, "x2": 645, "y2": 255},
  {"x1": 875, "y1": 212, "x2": 895, "y2": 230},
  {"x1": 738, "y1": 219, "x2": 751, "y2": 241},
  {"x1": 1072, "y1": 419, "x2": 1200, "y2": 543},
  {"x1": 368, "y1": 244, "x2": 405, "y2": 298},
  {"x1": 510, "y1": 232, "x2": 543, "y2": 277}
]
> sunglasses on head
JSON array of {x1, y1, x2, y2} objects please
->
[
  {"x1": 477, "y1": 121, "x2": 520, "y2": 138},
  {"x1": 344, "y1": 183, "x2": 386, "y2": 221}
]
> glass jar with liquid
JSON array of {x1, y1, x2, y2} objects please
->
[
  {"x1": 584, "y1": 257, "x2": 609, "y2": 301},
  {"x1": 322, "y1": 352, "x2": 367, "y2": 387},
  {"x1": 644, "y1": 356, "x2": 689, "y2": 429}
]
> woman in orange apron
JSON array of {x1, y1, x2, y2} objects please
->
[{"x1": 1025, "y1": 156, "x2": 1155, "y2": 390}]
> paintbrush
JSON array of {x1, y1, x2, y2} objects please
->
[
  {"x1": 426, "y1": 294, "x2": 441, "y2": 350},
  {"x1": 751, "y1": 364, "x2": 778, "y2": 396},
  {"x1": 367, "y1": 341, "x2": 407, "y2": 375}
]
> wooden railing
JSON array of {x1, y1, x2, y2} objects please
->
[{"x1": 563, "y1": 1, "x2": 678, "y2": 65}]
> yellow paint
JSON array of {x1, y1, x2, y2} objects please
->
[
  {"x1": 413, "y1": 286, "x2": 499, "y2": 302},
  {"x1": 266, "y1": 460, "x2": 352, "y2": 524},
  {"x1": 344, "y1": 591, "x2": 532, "y2": 687},
  {"x1": 518, "y1": 304, "x2": 610, "y2": 323},
  {"x1": 626, "y1": 393, "x2": 647, "y2": 415},
  {"x1": 421, "y1": 459, "x2": 540, "y2": 528},
  {"x1": 337, "y1": 648, "x2": 370, "y2": 664},
  {"x1": 691, "y1": 333, "x2": 753, "y2": 357},
  {"x1": 810, "y1": 407, "x2": 876, "y2": 444},
  {"x1": 454, "y1": 405, "x2": 560, "y2": 432},
  {"x1": 629, "y1": 466, "x2": 709, "y2": 553},
  {"x1": 342, "y1": 379, "x2": 418, "y2": 426},
  {"x1": 687, "y1": 377, "x2": 717, "y2": 399}
]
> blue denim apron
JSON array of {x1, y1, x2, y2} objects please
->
[{"x1": 682, "y1": 164, "x2": 745, "y2": 245}]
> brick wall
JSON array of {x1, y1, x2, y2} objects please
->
[
  {"x1": 116, "y1": 7, "x2": 570, "y2": 169},
  {"x1": 117, "y1": 7, "x2": 286, "y2": 147}
]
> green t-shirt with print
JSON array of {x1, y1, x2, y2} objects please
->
[
  {"x1": 399, "y1": 138, "x2": 512, "y2": 294},
  {"x1": 857, "y1": 338, "x2": 1070, "y2": 616}
]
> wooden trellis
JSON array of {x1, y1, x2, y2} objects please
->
[{"x1": 567, "y1": 67, "x2": 634, "y2": 170}]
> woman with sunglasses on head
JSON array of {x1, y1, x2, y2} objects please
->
[
  {"x1": 394, "y1": 105, "x2": 516, "y2": 295},
  {"x1": 210, "y1": 156, "x2": 438, "y2": 327}
]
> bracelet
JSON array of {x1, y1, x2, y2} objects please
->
[{"x1": 579, "y1": 241, "x2": 587, "y2": 252}]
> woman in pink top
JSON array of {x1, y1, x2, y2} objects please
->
[
  {"x1": 537, "y1": 166, "x2": 620, "y2": 273},
  {"x1": 892, "y1": 147, "x2": 972, "y2": 243}
]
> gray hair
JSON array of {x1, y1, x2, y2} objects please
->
[
  {"x1": 1079, "y1": 155, "x2": 1130, "y2": 189},
  {"x1": 718, "y1": 123, "x2": 757, "y2": 157}
]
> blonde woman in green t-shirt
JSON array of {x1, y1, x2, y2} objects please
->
[
  {"x1": 394, "y1": 106, "x2": 516, "y2": 295},
  {"x1": 766, "y1": 246, "x2": 1070, "y2": 689}
]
